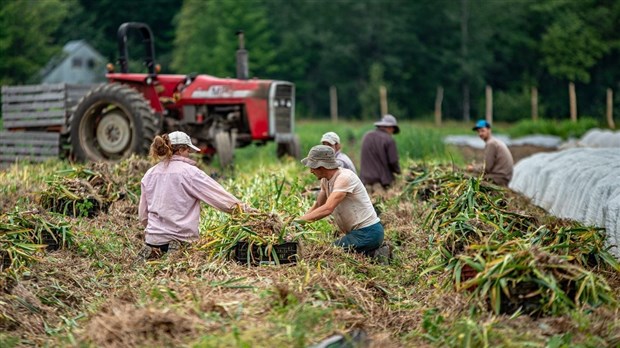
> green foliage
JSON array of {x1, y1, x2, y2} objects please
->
[
  {"x1": 358, "y1": 63, "x2": 386, "y2": 120},
  {"x1": 172, "y1": 0, "x2": 275, "y2": 78},
  {"x1": 541, "y1": 13, "x2": 609, "y2": 83},
  {"x1": 231, "y1": 120, "x2": 464, "y2": 173},
  {"x1": 0, "y1": 0, "x2": 71, "y2": 84},
  {"x1": 0, "y1": 334, "x2": 20, "y2": 348},
  {"x1": 535, "y1": 0, "x2": 616, "y2": 84},
  {"x1": 507, "y1": 118, "x2": 600, "y2": 139},
  {"x1": 2, "y1": 0, "x2": 619, "y2": 121},
  {"x1": 420, "y1": 309, "x2": 495, "y2": 347},
  {"x1": 491, "y1": 89, "x2": 546, "y2": 123},
  {"x1": 58, "y1": 0, "x2": 181, "y2": 70},
  {"x1": 358, "y1": 63, "x2": 404, "y2": 120}
]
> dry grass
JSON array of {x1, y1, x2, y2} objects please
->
[{"x1": 0, "y1": 158, "x2": 619, "y2": 347}]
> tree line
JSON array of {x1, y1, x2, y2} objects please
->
[{"x1": 1, "y1": 0, "x2": 619, "y2": 122}]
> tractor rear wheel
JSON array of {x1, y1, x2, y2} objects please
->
[
  {"x1": 214, "y1": 131, "x2": 234, "y2": 169},
  {"x1": 69, "y1": 83, "x2": 159, "y2": 161},
  {"x1": 277, "y1": 135, "x2": 300, "y2": 159}
]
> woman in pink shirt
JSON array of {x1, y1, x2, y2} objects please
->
[{"x1": 137, "y1": 131, "x2": 252, "y2": 260}]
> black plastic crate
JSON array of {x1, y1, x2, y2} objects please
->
[{"x1": 233, "y1": 241, "x2": 299, "y2": 265}]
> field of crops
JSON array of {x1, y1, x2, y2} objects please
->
[{"x1": 1, "y1": 121, "x2": 619, "y2": 347}]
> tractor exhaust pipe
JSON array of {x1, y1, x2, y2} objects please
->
[{"x1": 236, "y1": 30, "x2": 249, "y2": 80}]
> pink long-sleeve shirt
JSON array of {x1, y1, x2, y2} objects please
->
[{"x1": 139, "y1": 155, "x2": 242, "y2": 245}]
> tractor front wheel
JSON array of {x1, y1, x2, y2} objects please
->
[
  {"x1": 214, "y1": 131, "x2": 234, "y2": 169},
  {"x1": 277, "y1": 135, "x2": 300, "y2": 159},
  {"x1": 69, "y1": 83, "x2": 159, "y2": 161}
]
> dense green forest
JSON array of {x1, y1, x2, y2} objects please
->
[{"x1": 1, "y1": 0, "x2": 619, "y2": 121}]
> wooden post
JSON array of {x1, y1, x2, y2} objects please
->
[
  {"x1": 330, "y1": 86, "x2": 338, "y2": 122},
  {"x1": 485, "y1": 85, "x2": 493, "y2": 124},
  {"x1": 531, "y1": 86, "x2": 538, "y2": 121},
  {"x1": 462, "y1": 84, "x2": 470, "y2": 122},
  {"x1": 434, "y1": 86, "x2": 444, "y2": 126},
  {"x1": 460, "y1": 0, "x2": 470, "y2": 122},
  {"x1": 607, "y1": 88, "x2": 616, "y2": 129},
  {"x1": 379, "y1": 85, "x2": 388, "y2": 116},
  {"x1": 569, "y1": 82, "x2": 577, "y2": 122}
]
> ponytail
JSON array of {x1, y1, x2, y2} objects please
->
[
  {"x1": 149, "y1": 134, "x2": 190, "y2": 162},
  {"x1": 149, "y1": 134, "x2": 173, "y2": 161}
]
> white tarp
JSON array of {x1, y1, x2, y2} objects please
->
[
  {"x1": 509, "y1": 148, "x2": 620, "y2": 258},
  {"x1": 445, "y1": 129, "x2": 620, "y2": 150},
  {"x1": 443, "y1": 134, "x2": 561, "y2": 149},
  {"x1": 577, "y1": 128, "x2": 620, "y2": 148}
]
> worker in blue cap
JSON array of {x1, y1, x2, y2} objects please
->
[{"x1": 466, "y1": 120, "x2": 514, "y2": 186}]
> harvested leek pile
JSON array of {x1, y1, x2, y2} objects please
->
[
  {"x1": 403, "y1": 164, "x2": 461, "y2": 202},
  {"x1": 39, "y1": 167, "x2": 115, "y2": 217},
  {"x1": 423, "y1": 174, "x2": 538, "y2": 258},
  {"x1": 405, "y1": 164, "x2": 619, "y2": 316},
  {"x1": 38, "y1": 157, "x2": 149, "y2": 217},
  {"x1": 454, "y1": 241, "x2": 616, "y2": 316},
  {"x1": 88, "y1": 156, "x2": 151, "y2": 204},
  {"x1": 529, "y1": 224, "x2": 619, "y2": 270},
  {"x1": 197, "y1": 173, "x2": 315, "y2": 265},
  {"x1": 198, "y1": 207, "x2": 304, "y2": 265},
  {"x1": 0, "y1": 209, "x2": 73, "y2": 275}
]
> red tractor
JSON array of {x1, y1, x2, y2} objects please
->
[{"x1": 70, "y1": 22, "x2": 299, "y2": 167}]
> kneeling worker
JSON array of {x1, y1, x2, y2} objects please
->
[
  {"x1": 137, "y1": 131, "x2": 254, "y2": 261},
  {"x1": 467, "y1": 120, "x2": 514, "y2": 186},
  {"x1": 297, "y1": 145, "x2": 388, "y2": 258}
]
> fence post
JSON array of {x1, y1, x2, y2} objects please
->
[
  {"x1": 569, "y1": 82, "x2": 577, "y2": 122},
  {"x1": 434, "y1": 86, "x2": 444, "y2": 126},
  {"x1": 330, "y1": 86, "x2": 338, "y2": 123},
  {"x1": 379, "y1": 85, "x2": 388, "y2": 116},
  {"x1": 485, "y1": 85, "x2": 493, "y2": 124},
  {"x1": 531, "y1": 86, "x2": 538, "y2": 121},
  {"x1": 607, "y1": 88, "x2": 615, "y2": 129}
]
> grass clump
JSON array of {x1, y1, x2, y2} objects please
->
[{"x1": 508, "y1": 118, "x2": 600, "y2": 139}]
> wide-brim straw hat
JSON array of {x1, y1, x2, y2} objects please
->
[
  {"x1": 374, "y1": 114, "x2": 400, "y2": 134},
  {"x1": 301, "y1": 145, "x2": 340, "y2": 169}
]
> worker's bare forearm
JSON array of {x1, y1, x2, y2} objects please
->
[{"x1": 300, "y1": 205, "x2": 333, "y2": 222}]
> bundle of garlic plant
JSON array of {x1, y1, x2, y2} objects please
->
[{"x1": 196, "y1": 165, "x2": 320, "y2": 260}]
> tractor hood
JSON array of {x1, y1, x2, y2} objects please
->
[{"x1": 181, "y1": 75, "x2": 273, "y2": 100}]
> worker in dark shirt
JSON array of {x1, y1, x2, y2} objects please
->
[{"x1": 360, "y1": 114, "x2": 401, "y2": 195}]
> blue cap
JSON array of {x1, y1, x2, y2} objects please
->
[{"x1": 472, "y1": 120, "x2": 491, "y2": 131}]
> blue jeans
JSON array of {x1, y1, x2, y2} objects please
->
[{"x1": 333, "y1": 222, "x2": 384, "y2": 254}]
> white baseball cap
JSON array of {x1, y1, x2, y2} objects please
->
[
  {"x1": 168, "y1": 131, "x2": 200, "y2": 152},
  {"x1": 320, "y1": 132, "x2": 340, "y2": 145}
]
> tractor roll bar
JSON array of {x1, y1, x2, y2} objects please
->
[{"x1": 117, "y1": 22, "x2": 156, "y2": 75}]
